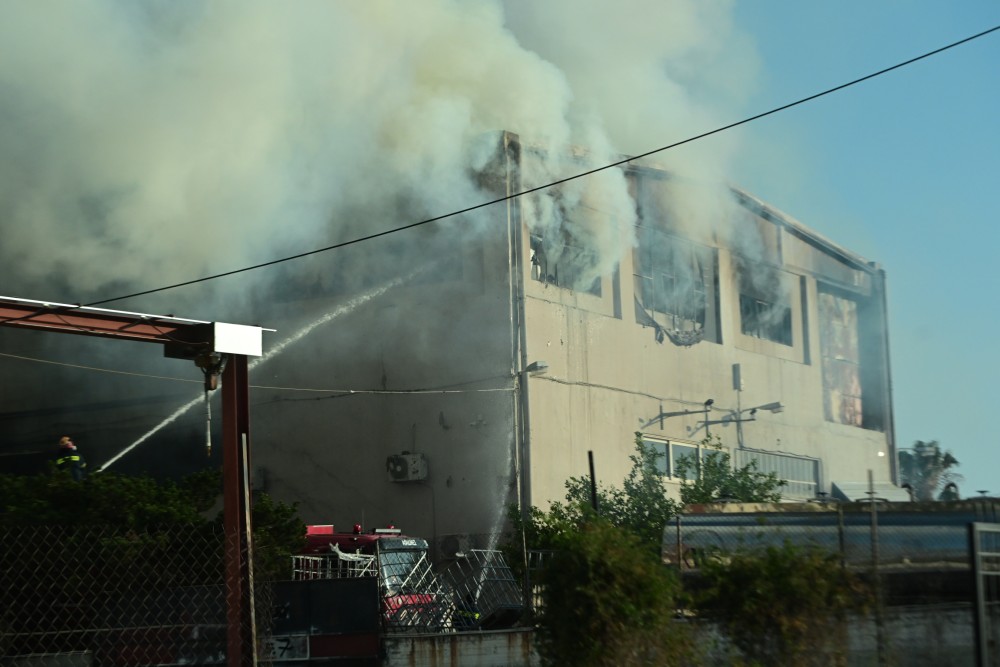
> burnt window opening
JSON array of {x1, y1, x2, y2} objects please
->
[
  {"x1": 530, "y1": 231, "x2": 601, "y2": 296},
  {"x1": 633, "y1": 225, "x2": 718, "y2": 343},
  {"x1": 739, "y1": 294, "x2": 792, "y2": 346},
  {"x1": 818, "y1": 286, "x2": 885, "y2": 431}
]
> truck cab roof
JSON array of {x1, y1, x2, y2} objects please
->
[{"x1": 301, "y1": 524, "x2": 427, "y2": 555}]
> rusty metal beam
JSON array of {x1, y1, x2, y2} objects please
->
[{"x1": 0, "y1": 296, "x2": 211, "y2": 347}]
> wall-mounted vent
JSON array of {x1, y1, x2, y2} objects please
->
[{"x1": 386, "y1": 452, "x2": 428, "y2": 482}]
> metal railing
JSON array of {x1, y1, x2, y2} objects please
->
[
  {"x1": 440, "y1": 549, "x2": 524, "y2": 631},
  {"x1": 290, "y1": 547, "x2": 455, "y2": 634}
]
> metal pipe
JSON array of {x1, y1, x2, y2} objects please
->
[{"x1": 588, "y1": 451, "x2": 598, "y2": 512}]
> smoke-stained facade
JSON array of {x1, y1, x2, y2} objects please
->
[
  {"x1": 233, "y1": 133, "x2": 897, "y2": 555},
  {"x1": 512, "y1": 143, "x2": 896, "y2": 519}
]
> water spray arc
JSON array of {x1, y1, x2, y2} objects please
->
[{"x1": 98, "y1": 274, "x2": 412, "y2": 471}]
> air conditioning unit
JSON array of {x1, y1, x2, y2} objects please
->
[{"x1": 386, "y1": 452, "x2": 428, "y2": 482}]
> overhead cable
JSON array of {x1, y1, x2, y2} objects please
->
[{"x1": 86, "y1": 24, "x2": 1000, "y2": 307}]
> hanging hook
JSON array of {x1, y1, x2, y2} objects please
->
[
  {"x1": 194, "y1": 352, "x2": 227, "y2": 457},
  {"x1": 194, "y1": 351, "x2": 227, "y2": 391}
]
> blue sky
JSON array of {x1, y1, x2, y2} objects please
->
[{"x1": 729, "y1": 3, "x2": 1000, "y2": 495}]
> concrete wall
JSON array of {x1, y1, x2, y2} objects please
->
[
  {"x1": 848, "y1": 604, "x2": 978, "y2": 667},
  {"x1": 383, "y1": 630, "x2": 538, "y2": 667},
  {"x1": 250, "y1": 208, "x2": 520, "y2": 546},
  {"x1": 379, "y1": 604, "x2": 982, "y2": 666},
  {"x1": 691, "y1": 604, "x2": 981, "y2": 666}
]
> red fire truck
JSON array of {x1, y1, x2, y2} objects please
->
[{"x1": 292, "y1": 524, "x2": 452, "y2": 632}]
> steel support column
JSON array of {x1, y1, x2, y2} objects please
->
[{"x1": 222, "y1": 354, "x2": 257, "y2": 667}]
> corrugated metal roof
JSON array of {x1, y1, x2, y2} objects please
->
[{"x1": 832, "y1": 480, "x2": 912, "y2": 502}]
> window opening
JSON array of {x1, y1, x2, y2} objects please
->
[
  {"x1": 641, "y1": 437, "x2": 709, "y2": 480},
  {"x1": 818, "y1": 289, "x2": 863, "y2": 427},
  {"x1": 633, "y1": 225, "x2": 718, "y2": 345},
  {"x1": 733, "y1": 449, "x2": 819, "y2": 499},
  {"x1": 739, "y1": 293, "x2": 792, "y2": 346},
  {"x1": 530, "y1": 231, "x2": 601, "y2": 295}
]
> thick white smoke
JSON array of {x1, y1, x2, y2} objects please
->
[{"x1": 0, "y1": 0, "x2": 758, "y2": 310}]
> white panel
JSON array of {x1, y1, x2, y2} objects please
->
[{"x1": 213, "y1": 322, "x2": 263, "y2": 357}]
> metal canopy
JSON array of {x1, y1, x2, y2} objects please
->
[
  {"x1": 0, "y1": 294, "x2": 266, "y2": 667},
  {"x1": 0, "y1": 295, "x2": 210, "y2": 343},
  {"x1": 832, "y1": 480, "x2": 912, "y2": 503},
  {"x1": 0, "y1": 296, "x2": 267, "y2": 357}
]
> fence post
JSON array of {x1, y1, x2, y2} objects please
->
[
  {"x1": 675, "y1": 515, "x2": 682, "y2": 571},
  {"x1": 837, "y1": 504, "x2": 845, "y2": 569},
  {"x1": 970, "y1": 523, "x2": 985, "y2": 667},
  {"x1": 868, "y1": 470, "x2": 887, "y2": 666}
]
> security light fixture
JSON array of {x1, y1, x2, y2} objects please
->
[{"x1": 694, "y1": 399, "x2": 784, "y2": 441}]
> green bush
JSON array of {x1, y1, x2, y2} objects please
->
[
  {"x1": 510, "y1": 435, "x2": 681, "y2": 561},
  {"x1": 0, "y1": 468, "x2": 305, "y2": 582},
  {"x1": 692, "y1": 542, "x2": 870, "y2": 666},
  {"x1": 535, "y1": 520, "x2": 696, "y2": 667}
]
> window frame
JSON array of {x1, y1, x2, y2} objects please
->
[
  {"x1": 733, "y1": 449, "x2": 820, "y2": 500},
  {"x1": 632, "y1": 225, "x2": 719, "y2": 342},
  {"x1": 739, "y1": 292, "x2": 793, "y2": 346},
  {"x1": 641, "y1": 437, "x2": 711, "y2": 480},
  {"x1": 818, "y1": 286, "x2": 866, "y2": 428},
  {"x1": 530, "y1": 230, "x2": 602, "y2": 296}
]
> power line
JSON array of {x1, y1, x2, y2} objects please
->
[
  {"x1": 0, "y1": 350, "x2": 512, "y2": 395},
  {"x1": 0, "y1": 351, "x2": 202, "y2": 383},
  {"x1": 87, "y1": 23, "x2": 1000, "y2": 308}
]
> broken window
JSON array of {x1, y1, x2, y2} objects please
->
[
  {"x1": 739, "y1": 294, "x2": 793, "y2": 346},
  {"x1": 818, "y1": 288, "x2": 863, "y2": 427},
  {"x1": 530, "y1": 231, "x2": 601, "y2": 295},
  {"x1": 633, "y1": 225, "x2": 718, "y2": 343}
]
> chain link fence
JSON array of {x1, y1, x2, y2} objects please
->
[
  {"x1": 0, "y1": 524, "x2": 273, "y2": 667},
  {"x1": 668, "y1": 500, "x2": 1000, "y2": 570},
  {"x1": 667, "y1": 500, "x2": 1000, "y2": 666}
]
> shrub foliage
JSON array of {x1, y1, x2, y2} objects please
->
[
  {"x1": 693, "y1": 543, "x2": 870, "y2": 666},
  {"x1": 534, "y1": 519, "x2": 695, "y2": 667}
]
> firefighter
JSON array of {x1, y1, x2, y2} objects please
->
[
  {"x1": 453, "y1": 593, "x2": 481, "y2": 631},
  {"x1": 54, "y1": 435, "x2": 87, "y2": 481}
]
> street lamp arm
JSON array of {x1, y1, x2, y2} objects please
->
[{"x1": 639, "y1": 406, "x2": 712, "y2": 430}]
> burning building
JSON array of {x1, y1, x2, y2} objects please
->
[
  {"x1": 233, "y1": 131, "x2": 899, "y2": 554},
  {"x1": 0, "y1": 3, "x2": 900, "y2": 559}
]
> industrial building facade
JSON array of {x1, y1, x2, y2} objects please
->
[{"x1": 250, "y1": 131, "x2": 898, "y2": 555}]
